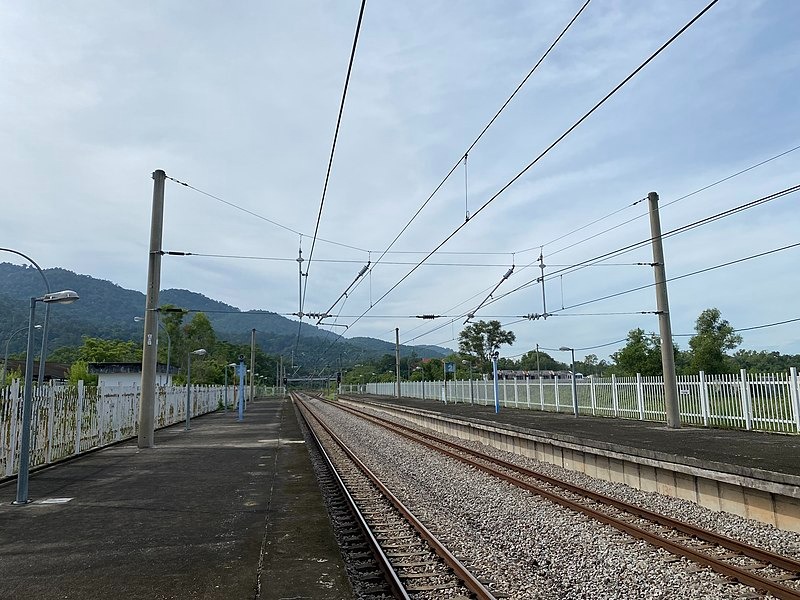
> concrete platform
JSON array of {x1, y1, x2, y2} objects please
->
[
  {"x1": 350, "y1": 394, "x2": 800, "y2": 532},
  {"x1": 0, "y1": 398, "x2": 351, "y2": 600}
]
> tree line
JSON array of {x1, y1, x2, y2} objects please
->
[
  {"x1": 343, "y1": 308, "x2": 800, "y2": 384},
  {"x1": 3, "y1": 307, "x2": 280, "y2": 387}
]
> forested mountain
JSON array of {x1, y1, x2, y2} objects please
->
[{"x1": 0, "y1": 262, "x2": 451, "y2": 361}]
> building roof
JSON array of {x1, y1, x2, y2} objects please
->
[
  {"x1": 88, "y1": 362, "x2": 176, "y2": 374},
  {"x1": 4, "y1": 359, "x2": 70, "y2": 381}
]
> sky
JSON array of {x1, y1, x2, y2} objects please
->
[{"x1": 2, "y1": 0, "x2": 799, "y2": 364}]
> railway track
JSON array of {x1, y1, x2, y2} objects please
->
[
  {"x1": 330, "y1": 394, "x2": 800, "y2": 600},
  {"x1": 294, "y1": 393, "x2": 497, "y2": 600}
]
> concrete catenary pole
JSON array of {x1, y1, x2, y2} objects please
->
[
  {"x1": 395, "y1": 327, "x2": 401, "y2": 398},
  {"x1": 138, "y1": 169, "x2": 166, "y2": 448},
  {"x1": 249, "y1": 328, "x2": 256, "y2": 407},
  {"x1": 648, "y1": 192, "x2": 681, "y2": 429}
]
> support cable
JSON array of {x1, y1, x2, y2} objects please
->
[
  {"x1": 164, "y1": 176, "x2": 367, "y2": 253},
  {"x1": 334, "y1": 0, "x2": 594, "y2": 308},
  {"x1": 342, "y1": 0, "x2": 720, "y2": 336},
  {"x1": 302, "y1": 0, "x2": 368, "y2": 316},
  {"x1": 479, "y1": 183, "x2": 800, "y2": 312},
  {"x1": 555, "y1": 240, "x2": 800, "y2": 314}
]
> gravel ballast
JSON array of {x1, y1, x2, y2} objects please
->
[{"x1": 309, "y1": 398, "x2": 799, "y2": 599}]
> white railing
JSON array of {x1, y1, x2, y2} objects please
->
[
  {"x1": 0, "y1": 381, "x2": 238, "y2": 478},
  {"x1": 342, "y1": 368, "x2": 800, "y2": 434}
]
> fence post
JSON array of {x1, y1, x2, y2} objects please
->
[
  {"x1": 46, "y1": 386, "x2": 55, "y2": 464},
  {"x1": 791, "y1": 367, "x2": 800, "y2": 433},
  {"x1": 699, "y1": 371, "x2": 709, "y2": 427},
  {"x1": 513, "y1": 377, "x2": 519, "y2": 408},
  {"x1": 590, "y1": 376, "x2": 597, "y2": 416},
  {"x1": 739, "y1": 368, "x2": 753, "y2": 430},
  {"x1": 636, "y1": 373, "x2": 645, "y2": 421},
  {"x1": 554, "y1": 376, "x2": 560, "y2": 412},
  {"x1": 6, "y1": 379, "x2": 21, "y2": 477},
  {"x1": 611, "y1": 374, "x2": 619, "y2": 417},
  {"x1": 526, "y1": 377, "x2": 531, "y2": 409},
  {"x1": 539, "y1": 377, "x2": 544, "y2": 410},
  {"x1": 75, "y1": 380, "x2": 84, "y2": 455}
]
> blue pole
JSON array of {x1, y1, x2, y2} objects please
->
[
  {"x1": 237, "y1": 360, "x2": 245, "y2": 422},
  {"x1": 492, "y1": 353, "x2": 500, "y2": 414}
]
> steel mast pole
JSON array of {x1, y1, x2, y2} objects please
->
[
  {"x1": 249, "y1": 328, "x2": 256, "y2": 407},
  {"x1": 138, "y1": 169, "x2": 166, "y2": 448},
  {"x1": 395, "y1": 328, "x2": 401, "y2": 398},
  {"x1": 648, "y1": 192, "x2": 681, "y2": 429}
]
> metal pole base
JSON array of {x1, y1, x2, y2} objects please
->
[{"x1": 11, "y1": 499, "x2": 32, "y2": 506}]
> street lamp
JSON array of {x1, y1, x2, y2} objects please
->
[
  {"x1": 224, "y1": 363, "x2": 236, "y2": 413},
  {"x1": 14, "y1": 290, "x2": 79, "y2": 505},
  {"x1": 2, "y1": 324, "x2": 42, "y2": 387},
  {"x1": 0, "y1": 248, "x2": 53, "y2": 387},
  {"x1": 134, "y1": 316, "x2": 171, "y2": 385},
  {"x1": 559, "y1": 346, "x2": 579, "y2": 417},
  {"x1": 491, "y1": 351, "x2": 500, "y2": 414},
  {"x1": 462, "y1": 359, "x2": 474, "y2": 405},
  {"x1": 185, "y1": 348, "x2": 207, "y2": 431}
]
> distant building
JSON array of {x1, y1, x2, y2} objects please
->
[
  {"x1": 497, "y1": 369, "x2": 583, "y2": 380},
  {"x1": 4, "y1": 360, "x2": 70, "y2": 383},
  {"x1": 88, "y1": 362, "x2": 177, "y2": 387}
]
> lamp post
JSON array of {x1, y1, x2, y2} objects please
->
[
  {"x1": 14, "y1": 290, "x2": 79, "y2": 505},
  {"x1": 185, "y1": 348, "x2": 206, "y2": 431},
  {"x1": 224, "y1": 362, "x2": 236, "y2": 413},
  {"x1": 2, "y1": 325, "x2": 42, "y2": 387},
  {"x1": 559, "y1": 346, "x2": 579, "y2": 417},
  {"x1": 0, "y1": 248, "x2": 53, "y2": 387},
  {"x1": 491, "y1": 351, "x2": 500, "y2": 414},
  {"x1": 134, "y1": 316, "x2": 171, "y2": 385},
  {"x1": 462, "y1": 359, "x2": 474, "y2": 404}
]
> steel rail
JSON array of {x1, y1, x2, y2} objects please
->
[
  {"x1": 339, "y1": 397, "x2": 800, "y2": 571},
  {"x1": 334, "y1": 396, "x2": 800, "y2": 600},
  {"x1": 292, "y1": 393, "x2": 410, "y2": 599},
  {"x1": 296, "y1": 395, "x2": 498, "y2": 600}
]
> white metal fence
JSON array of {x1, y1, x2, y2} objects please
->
[
  {"x1": 343, "y1": 368, "x2": 800, "y2": 434},
  {"x1": 0, "y1": 381, "x2": 242, "y2": 478}
]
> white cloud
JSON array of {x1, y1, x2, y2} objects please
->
[{"x1": 2, "y1": 0, "x2": 799, "y2": 365}]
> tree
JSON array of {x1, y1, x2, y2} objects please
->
[
  {"x1": 458, "y1": 320, "x2": 515, "y2": 372},
  {"x1": 67, "y1": 360, "x2": 97, "y2": 386},
  {"x1": 77, "y1": 337, "x2": 141, "y2": 363},
  {"x1": 610, "y1": 328, "x2": 663, "y2": 376},
  {"x1": 519, "y1": 349, "x2": 565, "y2": 372},
  {"x1": 573, "y1": 353, "x2": 609, "y2": 376},
  {"x1": 689, "y1": 308, "x2": 742, "y2": 374}
]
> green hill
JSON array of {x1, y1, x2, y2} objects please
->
[{"x1": 0, "y1": 262, "x2": 452, "y2": 364}]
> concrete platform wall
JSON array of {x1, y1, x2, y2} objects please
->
[{"x1": 347, "y1": 400, "x2": 800, "y2": 533}]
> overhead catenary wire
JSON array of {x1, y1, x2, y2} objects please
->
[
  {"x1": 164, "y1": 176, "x2": 368, "y2": 253},
  {"x1": 316, "y1": 262, "x2": 370, "y2": 324},
  {"x1": 161, "y1": 141, "x2": 799, "y2": 266},
  {"x1": 404, "y1": 197, "x2": 800, "y2": 346},
  {"x1": 316, "y1": 0, "x2": 594, "y2": 325},
  {"x1": 460, "y1": 143, "x2": 800, "y2": 309},
  {"x1": 555, "y1": 240, "x2": 800, "y2": 314},
  {"x1": 303, "y1": 177, "x2": 798, "y2": 366},
  {"x1": 516, "y1": 196, "x2": 647, "y2": 255},
  {"x1": 521, "y1": 143, "x2": 800, "y2": 260},
  {"x1": 346, "y1": 0, "x2": 719, "y2": 336},
  {"x1": 477, "y1": 183, "x2": 800, "y2": 314},
  {"x1": 674, "y1": 316, "x2": 800, "y2": 336},
  {"x1": 464, "y1": 262, "x2": 516, "y2": 324},
  {"x1": 301, "y1": 0, "x2": 368, "y2": 319}
]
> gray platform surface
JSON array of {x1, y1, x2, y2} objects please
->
[
  {"x1": 0, "y1": 398, "x2": 351, "y2": 600},
  {"x1": 357, "y1": 395, "x2": 800, "y2": 481}
]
